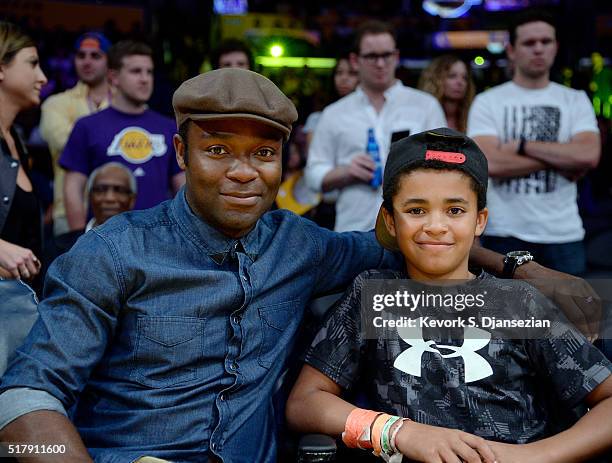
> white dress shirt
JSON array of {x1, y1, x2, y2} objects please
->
[{"x1": 305, "y1": 81, "x2": 447, "y2": 232}]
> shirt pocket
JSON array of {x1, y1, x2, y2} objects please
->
[
  {"x1": 132, "y1": 315, "x2": 205, "y2": 388},
  {"x1": 257, "y1": 300, "x2": 301, "y2": 370}
]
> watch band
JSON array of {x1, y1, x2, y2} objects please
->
[
  {"x1": 517, "y1": 137, "x2": 527, "y2": 156},
  {"x1": 502, "y1": 256, "x2": 519, "y2": 279},
  {"x1": 502, "y1": 251, "x2": 534, "y2": 278}
]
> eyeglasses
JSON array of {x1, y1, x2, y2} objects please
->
[
  {"x1": 91, "y1": 184, "x2": 133, "y2": 197},
  {"x1": 358, "y1": 51, "x2": 397, "y2": 64}
]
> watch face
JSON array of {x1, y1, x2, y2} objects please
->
[
  {"x1": 507, "y1": 251, "x2": 531, "y2": 259},
  {"x1": 507, "y1": 251, "x2": 533, "y2": 265}
]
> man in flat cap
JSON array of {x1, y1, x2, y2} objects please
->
[
  {"x1": 0, "y1": 68, "x2": 397, "y2": 463},
  {"x1": 0, "y1": 69, "x2": 601, "y2": 463}
]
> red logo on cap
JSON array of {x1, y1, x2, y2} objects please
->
[
  {"x1": 425, "y1": 150, "x2": 465, "y2": 164},
  {"x1": 80, "y1": 38, "x2": 101, "y2": 51}
]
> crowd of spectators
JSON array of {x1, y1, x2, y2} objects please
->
[
  {"x1": 0, "y1": 6, "x2": 610, "y2": 285},
  {"x1": 0, "y1": 7, "x2": 612, "y2": 462}
]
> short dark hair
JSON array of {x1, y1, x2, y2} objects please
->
[
  {"x1": 108, "y1": 40, "x2": 153, "y2": 70},
  {"x1": 382, "y1": 161, "x2": 487, "y2": 213},
  {"x1": 178, "y1": 120, "x2": 190, "y2": 164},
  {"x1": 352, "y1": 20, "x2": 396, "y2": 55},
  {"x1": 508, "y1": 9, "x2": 556, "y2": 45},
  {"x1": 211, "y1": 39, "x2": 253, "y2": 69}
]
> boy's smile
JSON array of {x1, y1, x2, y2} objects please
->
[{"x1": 382, "y1": 169, "x2": 488, "y2": 281}]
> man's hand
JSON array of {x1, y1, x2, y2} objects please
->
[
  {"x1": 0, "y1": 239, "x2": 41, "y2": 280},
  {"x1": 346, "y1": 154, "x2": 376, "y2": 185},
  {"x1": 515, "y1": 262, "x2": 602, "y2": 341},
  {"x1": 395, "y1": 421, "x2": 497, "y2": 463}
]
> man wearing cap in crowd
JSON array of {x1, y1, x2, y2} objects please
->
[
  {"x1": 0, "y1": 69, "x2": 600, "y2": 462},
  {"x1": 40, "y1": 31, "x2": 112, "y2": 237}
]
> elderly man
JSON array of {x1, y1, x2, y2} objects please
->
[
  {"x1": 0, "y1": 69, "x2": 600, "y2": 463},
  {"x1": 52, "y1": 162, "x2": 136, "y2": 257},
  {"x1": 86, "y1": 162, "x2": 136, "y2": 230}
]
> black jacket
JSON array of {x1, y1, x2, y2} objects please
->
[{"x1": 0, "y1": 128, "x2": 27, "y2": 234}]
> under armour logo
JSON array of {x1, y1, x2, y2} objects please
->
[{"x1": 394, "y1": 319, "x2": 492, "y2": 383}]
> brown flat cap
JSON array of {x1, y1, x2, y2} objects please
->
[{"x1": 173, "y1": 68, "x2": 298, "y2": 140}]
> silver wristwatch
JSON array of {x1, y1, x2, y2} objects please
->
[{"x1": 502, "y1": 251, "x2": 534, "y2": 278}]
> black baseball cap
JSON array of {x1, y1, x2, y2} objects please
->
[{"x1": 375, "y1": 127, "x2": 488, "y2": 251}]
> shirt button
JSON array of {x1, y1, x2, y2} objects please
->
[
  {"x1": 211, "y1": 442, "x2": 217, "y2": 451},
  {"x1": 2, "y1": 196, "x2": 9, "y2": 204},
  {"x1": 10, "y1": 161, "x2": 18, "y2": 168},
  {"x1": 242, "y1": 275, "x2": 248, "y2": 281},
  {"x1": 232, "y1": 315, "x2": 241, "y2": 324},
  {"x1": 220, "y1": 393, "x2": 226, "y2": 401},
  {"x1": 229, "y1": 361, "x2": 238, "y2": 371}
]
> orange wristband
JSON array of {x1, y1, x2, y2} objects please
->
[
  {"x1": 371, "y1": 413, "x2": 392, "y2": 455},
  {"x1": 342, "y1": 408, "x2": 380, "y2": 449}
]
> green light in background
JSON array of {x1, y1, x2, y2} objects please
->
[
  {"x1": 255, "y1": 56, "x2": 337, "y2": 69},
  {"x1": 593, "y1": 96, "x2": 601, "y2": 116},
  {"x1": 270, "y1": 44, "x2": 284, "y2": 57},
  {"x1": 474, "y1": 56, "x2": 485, "y2": 66},
  {"x1": 590, "y1": 81, "x2": 598, "y2": 92}
]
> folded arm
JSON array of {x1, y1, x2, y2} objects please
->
[
  {"x1": 472, "y1": 135, "x2": 547, "y2": 178},
  {"x1": 524, "y1": 131, "x2": 601, "y2": 171}
]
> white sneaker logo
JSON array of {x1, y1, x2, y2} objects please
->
[{"x1": 394, "y1": 319, "x2": 493, "y2": 383}]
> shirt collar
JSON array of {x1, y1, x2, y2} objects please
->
[
  {"x1": 85, "y1": 218, "x2": 97, "y2": 232},
  {"x1": 355, "y1": 80, "x2": 403, "y2": 105},
  {"x1": 170, "y1": 187, "x2": 266, "y2": 265},
  {"x1": 383, "y1": 80, "x2": 403, "y2": 98}
]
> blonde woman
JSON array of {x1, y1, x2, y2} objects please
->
[
  {"x1": 418, "y1": 55, "x2": 475, "y2": 133},
  {"x1": 0, "y1": 22, "x2": 47, "y2": 281}
]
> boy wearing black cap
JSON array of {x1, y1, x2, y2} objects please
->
[{"x1": 287, "y1": 128, "x2": 612, "y2": 462}]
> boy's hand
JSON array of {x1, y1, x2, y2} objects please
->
[
  {"x1": 514, "y1": 261, "x2": 602, "y2": 341},
  {"x1": 488, "y1": 441, "x2": 542, "y2": 463},
  {"x1": 395, "y1": 421, "x2": 497, "y2": 463}
]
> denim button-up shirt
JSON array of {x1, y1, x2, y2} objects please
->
[{"x1": 0, "y1": 189, "x2": 394, "y2": 463}]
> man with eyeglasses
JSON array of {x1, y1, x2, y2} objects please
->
[{"x1": 305, "y1": 20, "x2": 447, "y2": 232}]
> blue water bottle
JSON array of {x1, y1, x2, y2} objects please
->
[{"x1": 367, "y1": 128, "x2": 383, "y2": 189}]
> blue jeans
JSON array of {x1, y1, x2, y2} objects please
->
[
  {"x1": 481, "y1": 236, "x2": 586, "y2": 276},
  {"x1": 0, "y1": 279, "x2": 39, "y2": 376}
]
